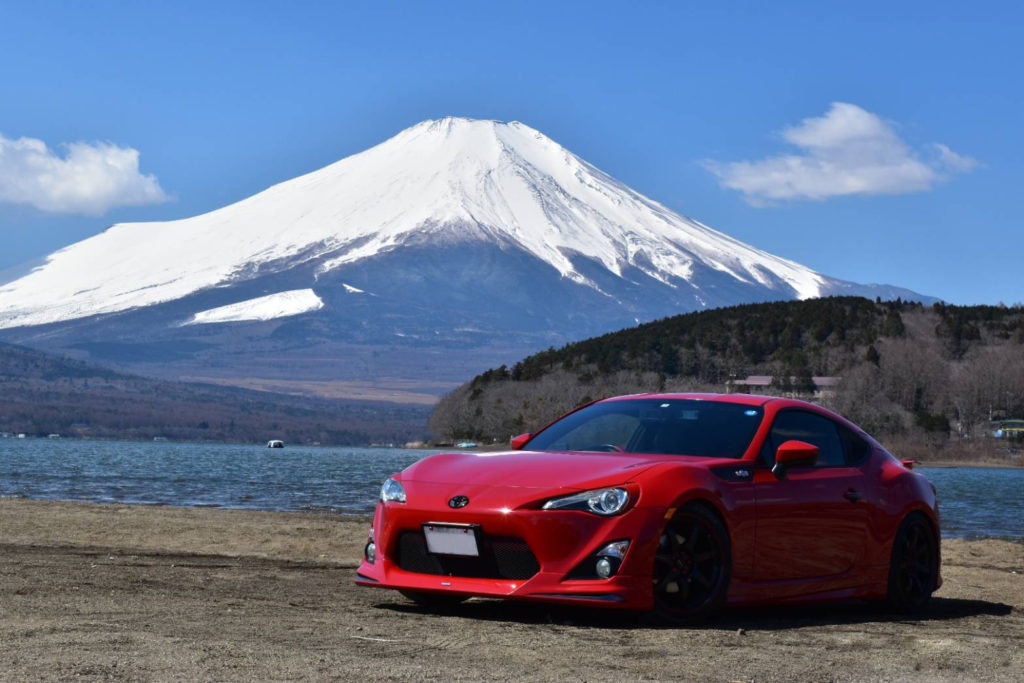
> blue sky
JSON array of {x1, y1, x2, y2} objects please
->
[{"x1": 1, "y1": 1, "x2": 1020, "y2": 304}]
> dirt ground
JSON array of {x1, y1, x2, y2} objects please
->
[{"x1": 1, "y1": 499, "x2": 1020, "y2": 682}]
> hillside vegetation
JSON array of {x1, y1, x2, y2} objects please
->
[
  {"x1": 430, "y1": 297, "x2": 1024, "y2": 462},
  {"x1": 0, "y1": 343, "x2": 429, "y2": 444}
]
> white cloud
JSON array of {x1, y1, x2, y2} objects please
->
[
  {"x1": 931, "y1": 143, "x2": 979, "y2": 174},
  {"x1": 705, "y1": 103, "x2": 978, "y2": 205},
  {"x1": 0, "y1": 134, "x2": 169, "y2": 214}
]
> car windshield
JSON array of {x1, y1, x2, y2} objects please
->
[{"x1": 524, "y1": 399, "x2": 764, "y2": 459}]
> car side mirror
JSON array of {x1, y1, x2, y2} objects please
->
[
  {"x1": 772, "y1": 440, "x2": 819, "y2": 478},
  {"x1": 510, "y1": 433, "x2": 532, "y2": 450}
]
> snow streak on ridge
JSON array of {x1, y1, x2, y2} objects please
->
[{"x1": 186, "y1": 289, "x2": 324, "y2": 325}]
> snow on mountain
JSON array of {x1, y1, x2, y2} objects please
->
[
  {"x1": 0, "y1": 117, "x2": 842, "y2": 330},
  {"x1": 186, "y1": 289, "x2": 323, "y2": 325}
]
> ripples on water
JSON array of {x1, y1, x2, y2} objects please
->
[
  {"x1": 914, "y1": 467, "x2": 1023, "y2": 541},
  {"x1": 0, "y1": 439, "x2": 1020, "y2": 540},
  {"x1": 0, "y1": 439, "x2": 432, "y2": 514}
]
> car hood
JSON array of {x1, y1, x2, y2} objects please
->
[{"x1": 402, "y1": 450, "x2": 687, "y2": 490}]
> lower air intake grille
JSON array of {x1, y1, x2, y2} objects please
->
[{"x1": 396, "y1": 531, "x2": 540, "y2": 580}]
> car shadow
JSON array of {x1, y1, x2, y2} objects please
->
[{"x1": 376, "y1": 596, "x2": 1013, "y2": 630}]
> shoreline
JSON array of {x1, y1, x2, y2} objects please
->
[{"x1": 916, "y1": 460, "x2": 1023, "y2": 469}]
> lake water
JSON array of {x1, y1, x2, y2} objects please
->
[{"x1": 1, "y1": 438, "x2": 1021, "y2": 540}]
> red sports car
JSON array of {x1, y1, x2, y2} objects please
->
[{"x1": 355, "y1": 393, "x2": 941, "y2": 622}]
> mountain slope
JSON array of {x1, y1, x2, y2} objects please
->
[
  {"x1": 0, "y1": 118, "x2": 932, "y2": 390},
  {"x1": 0, "y1": 342, "x2": 429, "y2": 443},
  {"x1": 0, "y1": 117, "x2": 927, "y2": 329}
]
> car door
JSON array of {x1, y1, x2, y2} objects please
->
[{"x1": 752, "y1": 409, "x2": 869, "y2": 581}]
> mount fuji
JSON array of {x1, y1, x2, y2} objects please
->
[{"x1": 0, "y1": 118, "x2": 930, "y2": 399}]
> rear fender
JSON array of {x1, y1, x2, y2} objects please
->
[{"x1": 875, "y1": 459, "x2": 941, "y2": 572}]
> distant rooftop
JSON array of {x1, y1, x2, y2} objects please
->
[{"x1": 727, "y1": 376, "x2": 842, "y2": 393}]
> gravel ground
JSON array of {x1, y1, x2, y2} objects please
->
[{"x1": 0, "y1": 499, "x2": 1020, "y2": 682}]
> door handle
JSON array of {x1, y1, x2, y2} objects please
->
[{"x1": 843, "y1": 490, "x2": 862, "y2": 503}]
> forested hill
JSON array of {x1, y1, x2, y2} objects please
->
[
  {"x1": 0, "y1": 343, "x2": 429, "y2": 444},
  {"x1": 430, "y1": 297, "x2": 1024, "y2": 454}
]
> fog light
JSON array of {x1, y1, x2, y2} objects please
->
[
  {"x1": 595, "y1": 557, "x2": 613, "y2": 579},
  {"x1": 365, "y1": 542, "x2": 376, "y2": 564}
]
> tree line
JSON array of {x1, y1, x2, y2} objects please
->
[{"x1": 430, "y1": 297, "x2": 1024, "y2": 462}]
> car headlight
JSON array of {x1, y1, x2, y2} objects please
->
[
  {"x1": 542, "y1": 487, "x2": 629, "y2": 515},
  {"x1": 380, "y1": 477, "x2": 406, "y2": 503}
]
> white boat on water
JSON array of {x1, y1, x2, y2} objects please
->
[{"x1": 267, "y1": 440, "x2": 285, "y2": 448}]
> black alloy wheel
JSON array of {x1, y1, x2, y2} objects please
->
[
  {"x1": 399, "y1": 590, "x2": 468, "y2": 609},
  {"x1": 887, "y1": 512, "x2": 938, "y2": 613},
  {"x1": 652, "y1": 504, "x2": 731, "y2": 624}
]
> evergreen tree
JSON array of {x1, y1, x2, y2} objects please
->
[{"x1": 866, "y1": 345, "x2": 881, "y2": 365}]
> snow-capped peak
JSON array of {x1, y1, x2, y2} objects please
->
[{"x1": 0, "y1": 117, "x2": 828, "y2": 329}]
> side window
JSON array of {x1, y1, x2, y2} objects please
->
[
  {"x1": 762, "y1": 410, "x2": 845, "y2": 468},
  {"x1": 839, "y1": 425, "x2": 871, "y2": 466}
]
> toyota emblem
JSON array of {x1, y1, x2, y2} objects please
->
[{"x1": 448, "y1": 495, "x2": 470, "y2": 509}]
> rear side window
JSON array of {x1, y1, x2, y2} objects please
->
[
  {"x1": 761, "y1": 410, "x2": 845, "y2": 467},
  {"x1": 839, "y1": 425, "x2": 872, "y2": 466}
]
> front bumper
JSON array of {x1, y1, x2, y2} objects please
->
[{"x1": 355, "y1": 483, "x2": 665, "y2": 610}]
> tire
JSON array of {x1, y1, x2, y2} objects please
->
[
  {"x1": 886, "y1": 512, "x2": 938, "y2": 613},
  {"x1": 652, "y1": 503, "x2": 732, "y2": 625},
  {"x1": 399, "y1": 590, "x2": 468, "y2": 608}
]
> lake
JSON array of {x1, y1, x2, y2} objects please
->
[{"x1": 1, "y1": 438, "x2": 1020, "y2": 540}]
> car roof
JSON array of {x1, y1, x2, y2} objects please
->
[{"x1": 600, "y1": 392, "x2": 777, "y2": 407}]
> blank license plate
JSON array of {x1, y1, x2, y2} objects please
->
[{"x1": 423, "y1": 524, "x2": 479, "y2": 557}]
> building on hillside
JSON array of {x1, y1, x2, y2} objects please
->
[
  {"x1": 991, "y1": 419, "x2": 1024, "y2": 440},
  {"x1": 728, "y1": 375, "x2": 773, "y2": 391},
  {"x1": 726, "y1": 375, "x2": 842, "y2": 399}
]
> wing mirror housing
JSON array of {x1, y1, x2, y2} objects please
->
[
  {"x1": 510, "y1": 433, "x2": 532, "y2": 450},
  {"x1": 772, "y1": 440, "x2": 819, "y2": 478}
]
